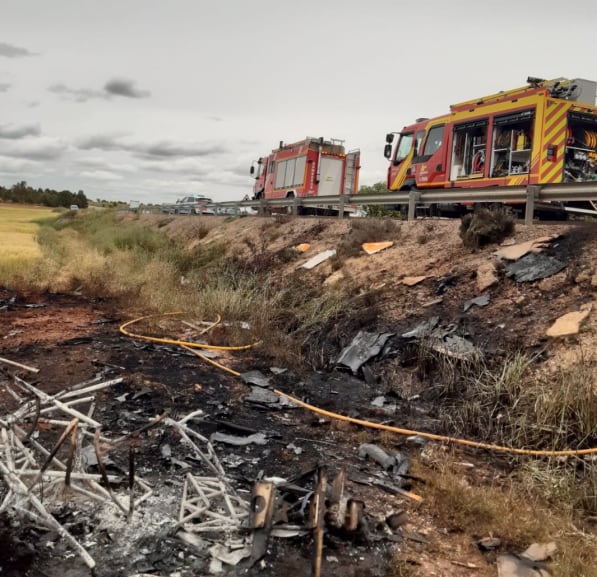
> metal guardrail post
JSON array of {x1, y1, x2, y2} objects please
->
[
  {"x1": 259, "y1": 199, "x2": 266, "y2": 217},
  {"x1": 525, "y1": 185, "x2": 539, "y2": 226},
  {"x1": 337, "y1": 196, "x2": 345, "y2": 219},
  {"x1": 407, "y1": 190, "x2": 419, "y2": 221},
  {"x1": 292, "y1": 196, "x2": 299, "y2": 216}
]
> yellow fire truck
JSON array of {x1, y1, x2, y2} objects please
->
[{"x1": 384, "y1": 77, "x2": 597, "y2": 211}]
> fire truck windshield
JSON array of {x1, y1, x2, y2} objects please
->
[{"x1": 395, "y1": 133, "x2": 414, "y2": 162}]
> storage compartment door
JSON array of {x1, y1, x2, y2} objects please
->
[{"x1": 318, "y1": 157, "x2": 343, "y2": 196}]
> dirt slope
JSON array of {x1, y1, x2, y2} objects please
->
[{"x1": 149, "y1": 213, "x2": 597, "y2": 376}]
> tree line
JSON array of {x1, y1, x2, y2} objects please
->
[{"x1": 0, "y1": 181, "x2": 88, "y2": 209}]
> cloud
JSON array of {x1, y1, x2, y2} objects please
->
[
  {"x1": 0, "y1": 155, "x2": 37, "y2": 173},
  {"x1": 0, "y1": 123, "x2": 41, "y2": 139},
  {"x1": 0, "y1": 42, "x2": 36, "y2": 58},
  {"x1": 104, "y1": 78, "x2": 151, "y2": 99},
  {"x1": 0, "y1": 83, "x2": 10, "y2": 92},
  {"x1": 76, "y1": 155, "x2": 136, "y2": 173},
  {"x1": 77, "y1": 134, "x2": 228, "y2": 158},
  {"x1": 0, "y1": 136, "x2": 66, "y2": 160},
  {"x1": 141, "y1": 157, "x2": 211, "y2": 175},
  {"x1": 48, "y1": 83, "x2": 106, "y2": 103},
  {"x1": 49, "y1": 77, "x2": 150, "y2": 102},
  {"x1": 203, "y1": 169, "x2": 250, "y2": 187},
  {"x1": 76, "y1": 134, "x2": 125, "y2": 151},
  {"x1": 79, "y1": 169, "x2": 123, "y2": 181},
  {"x1": 229, "y1": 162, "x2": 253, "y2": 178},
  {"x1": 139, "y1": 141, "x2": 226, "y2": 158}
]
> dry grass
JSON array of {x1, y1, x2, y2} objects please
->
[
  {"x1": 4, "y1": 210, "x2": 355, "y2": 368},
  {"x1": 435, "y1": 351, "x2": 597, "y2": 455},
  {"x1": 329, "y1": 217, "x2": 401, "y2": 270},
  {"x1": 415, "y1": 454, "x2": 597, "y2": 577}
]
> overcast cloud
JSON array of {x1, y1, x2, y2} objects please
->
[
  {"x1": 104, "y1": 79, "x2": 151, "y2": 99},
  {"x1": 0, "y1": 123, "x2": 41, "y2": 139},
  {"x1": 0, "y1": 42, "x2": 36, "y2": 58},
  {"x1": 1, "y1": 0, "x2": 597, "y2": 204},
  {"x1": 49, "y1": 78, "x2": 152, "y2": 102}
]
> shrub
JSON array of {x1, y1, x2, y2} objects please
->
[{"x1": 459, "y1": 205, "x2": 515, "y2": 249}]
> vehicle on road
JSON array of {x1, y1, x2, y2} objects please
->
[
  {"x1": 250, "y1": 136, "x2": 360, "y2": 215},
  {"x1": 161, "y1": 195, "x2": 214, "y2": 215},
  {"x1": 384, "y1": 76, "x2": 597, "y2": 214}
]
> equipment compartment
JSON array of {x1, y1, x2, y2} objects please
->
[{"x1": 490, "y1": 111, "x2": 534, "y2": 177}]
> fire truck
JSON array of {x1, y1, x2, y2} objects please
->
[
  {"x1": 384, "y1": 77, "x2": 597, "y2": 212},
  {"x1": 250, "y1": 137, "x2": 360, "y2": 213}
]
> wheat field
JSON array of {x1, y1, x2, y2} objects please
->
[{"x1": 0, "y1": 205, "x2": 55, "y2": 262}]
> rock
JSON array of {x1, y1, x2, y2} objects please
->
[
  {"x1": 497, "y1": 553, "x2": 551, "y2": 577},
  {"x1": 546, "y1": 304, "x2": 592, "y2": 337},
  {"x1": 386, "y1": 510, "x2": 407, "y2": 530},
  {"x1": 592, "y1": 273, "x2": 597, "y2": 288},
  {"x1": 521, "y1": 542, "x2": 557, "y2": 562},
  {"x1": 477, "y1": 261, "x2": 498, "y2": 291}
]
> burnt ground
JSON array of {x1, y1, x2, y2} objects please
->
[
  {"x1": 0, "y1": 287, "x2": 515, "y2": 577},
  {"x1": 0, "y1": 289, "x2": 429, "y2": 577},
  {"x1": 1, "y1": 216, "x2": 597, "y2": 576}
]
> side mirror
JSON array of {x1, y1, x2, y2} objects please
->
[
  {"x1": 250, "y1": 166, "x2": 255, "y2": 175},
  {"x1": 386, "y1": 133, "x2": 394, "y2": 144},
  {"x1": 384, "y1": 143, "x2": 392, "y2": 160}
]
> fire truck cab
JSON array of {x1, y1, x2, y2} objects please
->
[
  {"x1": 250, "y1": 137, "x2": 360, "y2": 213},
  {"x1": 385, "y1": 77, "x2": 597, "y2": 210}
]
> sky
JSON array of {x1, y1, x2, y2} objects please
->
[{"x1": 1, "y1": 0, "x2": 597, "y2": 205}]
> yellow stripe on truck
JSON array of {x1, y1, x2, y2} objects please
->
[{"x1": 390, "y1": 149, "x2": 415, "y2": 190}]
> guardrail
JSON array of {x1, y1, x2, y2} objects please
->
[{"x1": 204, "y1": 182, "x2": 597, "y2": 224}]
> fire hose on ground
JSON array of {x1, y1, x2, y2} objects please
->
[{"x1": 119, "y1": 313, "x2": 597, "y2": 458}]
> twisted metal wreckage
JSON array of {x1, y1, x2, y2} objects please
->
[
  {"x1": 0, "y1": 356, "x2": 366, "y2": 577},
  {"x1": 0, "y1": 355, "x2": 255, "y2": 571}
]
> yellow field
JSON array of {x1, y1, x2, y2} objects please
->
[{"x1": 0, "y1": 205, "x2": 56, "y2": 261}]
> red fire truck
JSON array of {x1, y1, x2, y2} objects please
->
[
  {"x1": 384, "y1": 77, "x2": 597, "y2": 212},
  {"x1": 250, "y1": 137, "x2": 360, "y2": 213}
]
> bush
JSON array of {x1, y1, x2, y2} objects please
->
[{"x1": 459, "y1": 205, "x2": 515, "y2": 249}]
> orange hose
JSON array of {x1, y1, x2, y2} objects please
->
[{"x1": 120, "y1": 312, "x2": 597, "y2": 458}]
